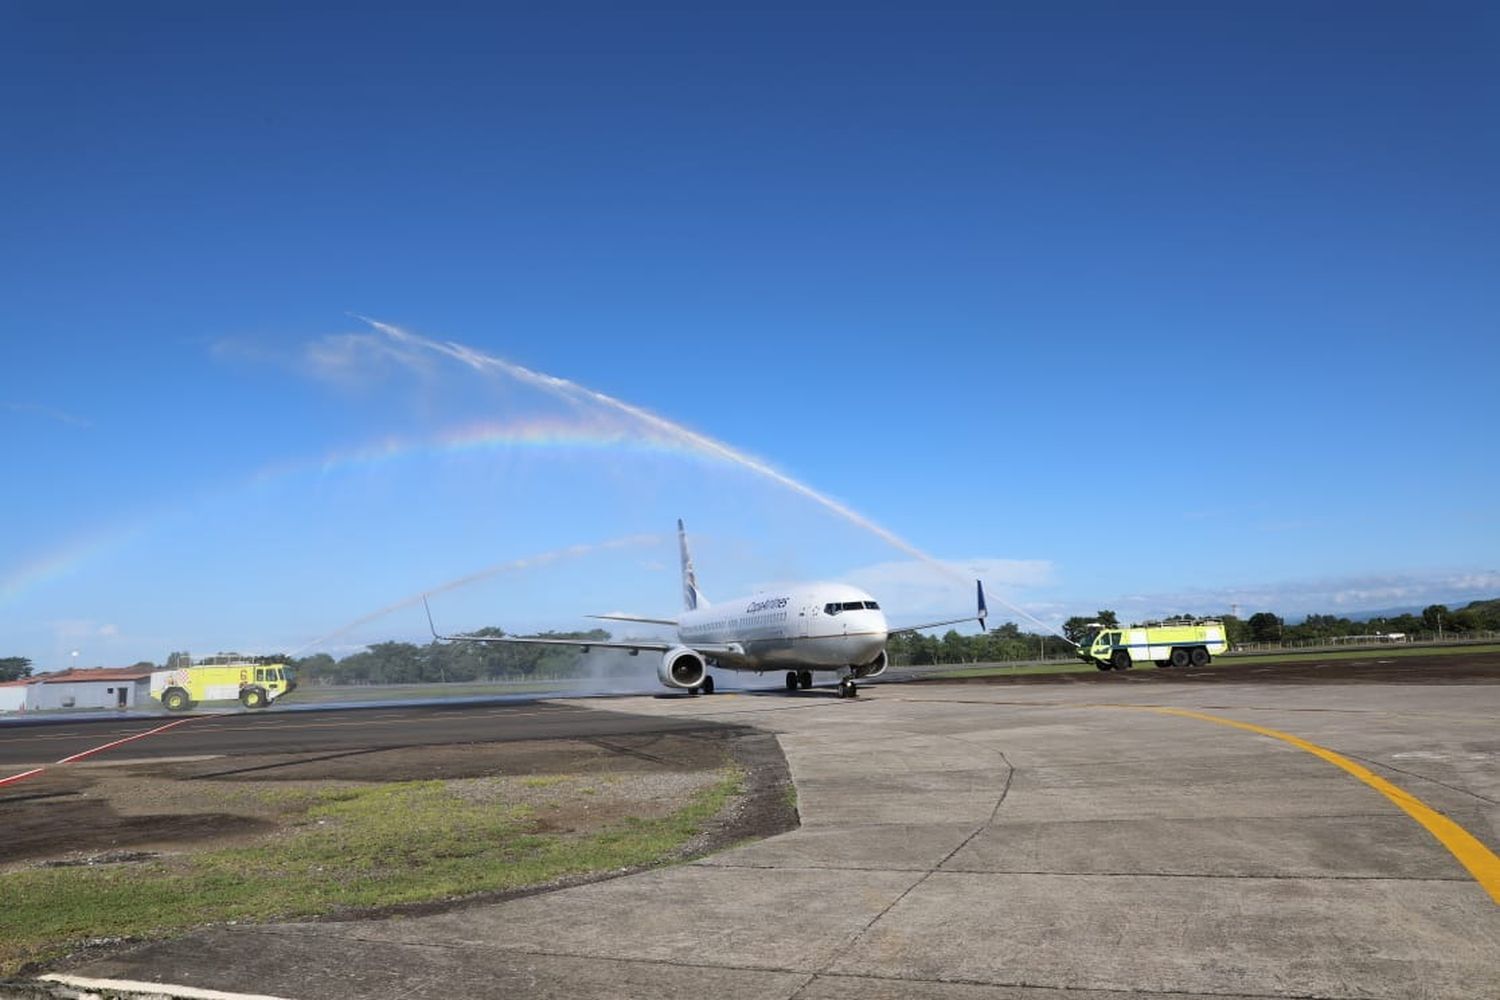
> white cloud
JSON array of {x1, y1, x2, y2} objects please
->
[
  {"x1": 2, "y1": 401, "x2": 90, "y2": 428},
  {"x1": 834, "y1": 557, "x2": 1056, "y2": 617},
  {"x1": 299, "y1": 332, "x2": 439, "y2": 387},
  {"x1": 1094, "y1": 570, "x2": 1500, "y2": 621}
]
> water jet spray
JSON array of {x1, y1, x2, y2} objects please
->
[{"x1": 353, "y1": 317, "x2": 1071, "y2": 642}]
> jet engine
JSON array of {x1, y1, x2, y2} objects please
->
[
  {"x1": 852, "y1": 649, "x2": 888, "y2": 679},
  {"x1": 657, "y1": 646, "x2": 707, "y2": 690}
]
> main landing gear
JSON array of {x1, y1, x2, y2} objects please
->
[
  {"x1": 689, "y1": 676, "x2": 715, "y2": 695},
  {"x1": 784, "y1": 670, "x2": 813, "y2": 691}
]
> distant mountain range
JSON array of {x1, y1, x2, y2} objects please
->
[
  {"x1": 1343, "y1": 597, "x2": 1497, "y2": 622},
  {"x1": 1343, "y1": 605, "x2": 1425, "y2": 622}
]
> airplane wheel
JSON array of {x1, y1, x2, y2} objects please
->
[
  {"x1": 700, "y1": 676, "x2": 715, "y2": 695},
  {"x1": 798, "y1": 670, "x2": 813, "y2": 689},
  {"x1": 838, "y1": 678, "x2": 857, "y2": 698},
  {"x1": 785, "y1": 671, "x2": 798, "y2": 691}
]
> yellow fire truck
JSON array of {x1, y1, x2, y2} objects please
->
[
  {"x1": 1077, "y1": 619, "x2": 1229, "y2": 671},
  {"x1": 149, "y1": 655, "x2": 297, "y2": 712}
]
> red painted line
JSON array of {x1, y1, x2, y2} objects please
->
[
  {"x1": 55, "y1": 716, "x2": 199, "y2": 764},
  {"x1": 0, "y1": 767, "x2": 47, "y2": 788}
]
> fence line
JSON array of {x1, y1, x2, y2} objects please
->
[{"x1": 1231, "y1": 631, "x2": 1499, "y2": 653}]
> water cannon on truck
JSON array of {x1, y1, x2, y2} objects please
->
[{"x1": 1077, "y1": 618, "x2": 1229, "y2": 672}]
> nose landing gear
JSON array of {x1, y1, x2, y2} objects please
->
[{"x1": 837, "y1": 677, "x2": 858, "y2": 699}]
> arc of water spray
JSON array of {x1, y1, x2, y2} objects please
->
[
  {"x1": 354, "y1": 316, "x2": 1072, "y2": 643},
  {"x1": 293, "y1": 533, "x2": 661, "y2": 656}
]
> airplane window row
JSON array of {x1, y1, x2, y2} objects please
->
[{"x1": 824, "y1": 601, "x2": 880, "y2": 615}]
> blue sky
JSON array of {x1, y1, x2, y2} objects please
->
[{"x1": 3, "y1": 2, "x2": 1497, "y2": 668}]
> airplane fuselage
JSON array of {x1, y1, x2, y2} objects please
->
[{"x1": 676, "y1": 582, "x2": 888, "y2": 672}]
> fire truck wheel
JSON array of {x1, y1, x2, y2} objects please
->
[
  {"x1": 240, "y1": 688, "x2": 267, "y2": 709},
  {"x1": 162, "y1": 688, "x2": 190, "y2": 712},
  {"x1": 1190, "y1": 647, "x2": 1210, "y2": 667},
  {"x1": 1111, "y1": 650, "x2": 1132, "y2": 671},
  {"x1": 1170, "y1": 648, "x2": 1191, "y2": 668}
]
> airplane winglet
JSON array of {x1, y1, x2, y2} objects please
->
[
  {"x1": 423, "y1": 595, "x2": 441, "y2": 640},
  {"x1": 977, "y1": 580, "x2": 989, "y2": 631}
]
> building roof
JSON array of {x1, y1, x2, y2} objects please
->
[{"x1": 33, "y1": 666, "x2": 154, "y2": 684}]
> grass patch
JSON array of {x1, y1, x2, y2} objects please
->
[
  {"x1": 927, "y1": 660, "x2": 1101, "y2": 680},
  {"x1": 521, "y1": 775, "x2": 570, "y2": 788},
  {"x1": 0, "y1": 769, "x2": 743, "y2": 975},
  {"x1": 285, "y1": 679, "x2": 597, "y2": 704},
  {"x1": 1218, "y1": 643, "x2": 1500, "y2": 666},
  {"x1": 923, "y1": 642, "x2": 1500, "y2": 679}
]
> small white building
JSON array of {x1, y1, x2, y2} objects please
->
[
  {"x1": 20, "y1": 666, "x2": 154, "y2": 711},
  {"x1": 0, "y1": 680, "x2": 30, "y2": 713}
]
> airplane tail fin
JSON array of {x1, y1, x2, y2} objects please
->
[
  {"x1": 678, "y1": 519, "x2": 708, "y2": 610},
  {"x1": 977, "y1": 579, "x2": 989, "y2": 631}
]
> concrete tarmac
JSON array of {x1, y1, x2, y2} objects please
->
[{"x1": 46, "y1": 679, "x2": 1500, "y2": 999}]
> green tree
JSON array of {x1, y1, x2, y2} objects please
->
[
  {"x1": 1220, "y1": 615, "x2": 1250, "y2": 647},
  {"x1": 1061, "y1": 616, "x2": 1097, "y2": 645},
  {"x1": 1421, "y1": 605, "x2": 1449, "y2": 632},
  {"x1": 291, "y1": 653, "x2": 337, "y2": 683},
  {"x1": 1447, "y1": 609, "x2": 1480, "y2": 632},
  {"x1": 940, "y1": 629, "x2": 969, "y2": 664},
  {"x1": 0, "y1": 657, "x2": 32, "y2": 682},
  {"x1": 1246, "y1": 612, "x2": 1283, "y2": 643},
  {"x1": 1095, "y1": 610, "x2": 1119, "y2": 627}
]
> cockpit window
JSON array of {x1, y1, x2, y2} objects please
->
[{"x1": 826, "y1": 601, "x2": 879, "y2": 614}]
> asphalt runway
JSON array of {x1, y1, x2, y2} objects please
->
[
  {"x1": 12, "y1": 656, "x2": 1500, "y2": 999},
  {"x1": 0, "y1": 701, "x2": 722, "y2": 773}
]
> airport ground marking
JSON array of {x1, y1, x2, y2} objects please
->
[
  {"x1": 1140, "y1": 706, "x2": 1500, "y2": 904},
  {"x1": 55, "y1": 716, "x2": 200, "y2": 763},
  {"x1": 40, "y1": 974, "x2": 294, "y2": 1000},
  {"x1": 0, "y1": 716, "x2": 202, "y2": 788}
]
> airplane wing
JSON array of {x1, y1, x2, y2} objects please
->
[
  {"x1": 588, "y1": 613, "x2": 679, "y2": 626},
  {"x1": 886, "y1": 579, "x2": 989, "y2": 636},
  {"x1": 424, "y1": 598, "x2": 740, "y2": 656}
]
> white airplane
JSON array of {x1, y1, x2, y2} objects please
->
[{"x1": 427, "y1": 520, "x2": 988, "y2": 698}]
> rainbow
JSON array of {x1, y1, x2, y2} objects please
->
[
  {"x1": 0, "y1": 416, "x2": 723, "y2": 608},
  {"x1": 0, "y1": 519, "x2": 150, "y2": 607},
  {"x1": 247, "y1": 416, "x2": 700, "y2": 486}
]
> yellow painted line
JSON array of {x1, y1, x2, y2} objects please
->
[{"x1": 1144, "y1": 706, "x2": 1500, "y2": 904}]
